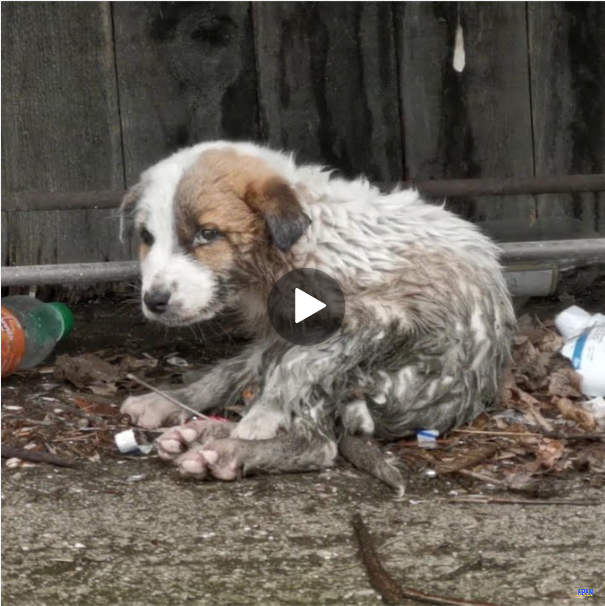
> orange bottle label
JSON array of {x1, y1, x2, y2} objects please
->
[{"x1": 1, "y1": 306, "x2": 26, "y2": 377}]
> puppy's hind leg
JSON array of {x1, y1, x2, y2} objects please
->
[{"x1": 175, "y1": 418, "x2": 338, "y2": 480}]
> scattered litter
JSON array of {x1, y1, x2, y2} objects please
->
[
  {"x1": 126, "y1": 473, "x2": 148, "y2": 483},
  {"x1": 417, "y1": 429, "x2": 439, "y2": 449},
  {"x1": 73, "y1": 543, "x2": 86, "y2": 550},
  {"x1": 3, "y1": 405, "x2": 23, "y2": 411},
  {"x1": 114, "y1": 429, "x2": 153, "y2": 455},
  {"x1": 556, "y1": 306, "x2": 605, "y2": 396}
]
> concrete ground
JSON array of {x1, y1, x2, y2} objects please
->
[{"x1": 2, "y1": 294, "x2": 604, "y2": 606}]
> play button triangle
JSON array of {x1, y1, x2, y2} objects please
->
[{"x1": 295, "y1": 288, "x2": 326, "y2": 323}]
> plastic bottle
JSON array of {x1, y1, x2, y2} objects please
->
[
  {"x1": 1, "y1": 295, "x2": 74, "y2": 377},
  {"x1": 555, "y1": 305, "x2": 605, "y2": 397}
]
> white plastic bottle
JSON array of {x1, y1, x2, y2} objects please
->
[{"x1": 556, "y1": 306, "x2": 605, "y2": 397}]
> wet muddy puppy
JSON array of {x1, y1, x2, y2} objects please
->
[{"x1": 120, "y1": 142, "x2": 515, "y2": 486}]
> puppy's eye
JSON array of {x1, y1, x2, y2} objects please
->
[
  {"x1": 139, "y1": 227, "x2": 154, "y2": 246},
  {"x1": 193, "y1": 228, "x2": 221, "y2": 246}
]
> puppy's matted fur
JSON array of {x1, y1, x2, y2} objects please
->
[{"x1": 120, "y1": 141, "x2": 515, "y2": 483}]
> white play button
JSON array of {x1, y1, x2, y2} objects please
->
[
  {"x1": 295, "y1": 288, "x2": 326, "y2": 323},
  {"x1": 267, "y1": 269, "x2": 345, "y2": 345}
]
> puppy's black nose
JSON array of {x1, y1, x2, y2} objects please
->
[{"x1": 144, "y1": 290, "x2": 171, "y2": 314}]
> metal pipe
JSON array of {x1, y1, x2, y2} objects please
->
[
  {"x1": 3, "y1": 175, "x2": 604, "y2": 211},
  {"x1": 500, "y1": 239, "x2": 605, "y2": 266},
  {"x1": 2, "y1": 239, "x2": 604, "y2": 287},
  {"x1": 1, "y1": 261, "x2": 138, "y2": 286},
  {"x1": 406, "y1": 174, "x2": 605, "y2": 198}
]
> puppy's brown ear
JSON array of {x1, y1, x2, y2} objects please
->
[
  {"x1": 245, "y1": 178, "x2": 310, "y2": 252},
  {"x1": 119, "y1": 185, "x2": 141, "y2": 241}
]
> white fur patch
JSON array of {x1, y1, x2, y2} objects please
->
[{"x1": 342, "y1": 400, "x2": 375, "y2": 436}]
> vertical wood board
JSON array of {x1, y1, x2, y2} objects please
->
[{"x1": 1, "y1": 2, "x2": 127, "y2": 266}]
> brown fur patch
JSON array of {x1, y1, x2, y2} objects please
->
[{"x1": 175, "y1": 149, "x2": 309, "y2": 259}]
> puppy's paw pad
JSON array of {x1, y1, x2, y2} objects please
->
[
  {"x1": 200, "y1": 449, "x2": 219, "y2": 466},
  {"x1": 179, "y1": 427, "x2": 199, "y2": 443},
  {"x1": 176, "y1": 450, "x2": 208, "y2": 477},
  {"x1": 175, "y1": 439, "x2": 242, "y2": 481}
]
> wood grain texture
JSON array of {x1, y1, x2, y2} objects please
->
[
  {"x1": 396, "y1": 2, "x2": 536, "y2": 224},
  {"x1": 1, "y1": 2, "x2": 127, "y2": 267},
  {"x1": 529, "y1": 3, "x2": 605, "y2": 236},
  {"x1": 113, "y1": 2, "x2": 259, "y2": 185},
  {"x1": 254, "y1": 2, "x2": 403, "y2": 182}
]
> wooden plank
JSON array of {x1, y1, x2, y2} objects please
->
[
  {"x1": 1, "y1": 2, "x2": 127, "y2": 267},
  {"x1": 396, "y1": 2, "x2": 536, "y2": 225},
  {"x1": 529, "y1": 3, "x2": 605, "y2": 236},
  {"x1": 254, "y1": 3, "x2": 403, "y2": 182},
  {"x1": 113, "y1": 2, "x2": 259, "y2": 185}
]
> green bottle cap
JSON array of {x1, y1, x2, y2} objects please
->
[{"x1": 48, "y1": 302, "x2": 74, "y2": 339}]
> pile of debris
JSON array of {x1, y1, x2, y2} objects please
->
[
  {"x1": 2, "y1": 312, "x2": 604, "y2": 494},
  {"x1": 397, "y1": 314, "x2": 605, "y2": 497}
]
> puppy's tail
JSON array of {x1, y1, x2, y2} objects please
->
[{"x1": 339, "y1": 434, "x2": 406, "y2": 496}]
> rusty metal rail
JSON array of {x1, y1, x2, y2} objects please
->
[
  {"x1": 2, "y1": 174, "x2": 604, "y2": 211},
  {"x1": 2, "y1": 239, "x2": 604, "y2": 286}
]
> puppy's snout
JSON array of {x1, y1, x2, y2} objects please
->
[{"x1": 144, "y1": 289, "x2": 171, "y2": 314}]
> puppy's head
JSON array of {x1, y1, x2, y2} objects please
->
[{"x1": 120, "y1": 147, "x2": 310, "y2": 326}]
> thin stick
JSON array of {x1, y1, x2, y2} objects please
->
[
  {"x1": 352, "y1": 513, "x2": 405, "y2": 605},
  {"x1": 453, "y1": 429, "x2": 542, "y2": 437},
  {"x1": 126, "y1": 373, "x2": 210, "y2": 420},
  {"x1": 545, "y1": 431, "x2": 605, "y2": 441},
  {"x1": 435, "y1": 444, "x2": 500, "y2": 475},
  {"x1": 458, "y1": 469, "x2": 507, "y2": 487},
  {"x1": 1, "y1": 446, "x2": 79, "y2": 468},
  {"x1": 450, "y1": 496, "x2": 601, "y2": 506},
  {"x1": 351, "y1": 512, "x2": 500, "y2": 606},
  {"x1": 453, "y1": 429, "x2": 605, "y2": 441}
]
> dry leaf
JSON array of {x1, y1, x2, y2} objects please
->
[
  {"x1": 535, "y1": 439, "x2": 565, "y2": 469},
  {"x1": 555, "y1": 397, "x2": 597, "y2": 431},
  {"x1": 71, "y1": 396, "x2": 119, "y2": 418},
  {"x1": 548, "y1": 368, "x2": 584, "y2": 399},
  {"x1": 54, "y1": 354, "x2": 119, "y2": 391}
]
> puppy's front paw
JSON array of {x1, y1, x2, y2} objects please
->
[
  {"x1": 156, "y1": 419, "x2": 236, "y2": 460},
  {"x1": 230, "y1": 408, "x2": 287, "y2": 441},
  {"x1": 121, "y1": 392, "x2": 190, "y2": 430},
  {"x1": 176, "y1": 439, "x2": 242, "y2": 481}
]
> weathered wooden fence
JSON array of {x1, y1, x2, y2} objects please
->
[{"x1": 2, "y1": 2, "x2": 604, "y2": 269}]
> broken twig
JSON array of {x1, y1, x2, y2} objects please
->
[
  {"x1": 434, "y1": 444, "x2": 500, "y2": 475},
  {"x1": 449, "y1": 496, "x2": 601, "y2": 506},
  {"x1": 1, "y1": 446, "x2": 79, "y2": 468},
  {"x1": 126, "y1": 373, "x2": 209, "y2": 420},
  {"x1": 351, "y1": 512, "x2": 500, "y2": 606}
]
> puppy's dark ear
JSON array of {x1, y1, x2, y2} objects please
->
[
  {"x1": 119, "y1": 186, "x2": 141, "y2": 241},
  {"x1": 244, "y1": 178, "x2": 310, "y2": 252}
]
